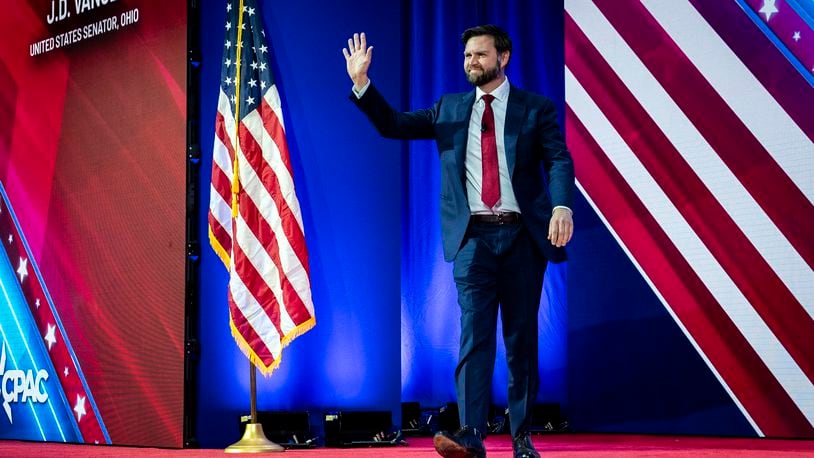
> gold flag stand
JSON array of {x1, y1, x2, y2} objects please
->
[{"x1": 225, "y1": 361, "x2": 285, "y2": 453}]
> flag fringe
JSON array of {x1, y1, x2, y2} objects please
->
[
  {"x1": 208, "y1": 227, "x2": 231, "y2": 269},
  {"x1": 229, "y1": 316, "x2": 316, "y2": 376}
]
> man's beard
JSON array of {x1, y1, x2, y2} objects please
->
[{"x1": 466, "y1": 62, "x2": 501, "y2": 86}]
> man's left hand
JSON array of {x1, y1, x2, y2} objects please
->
[{"x1": 548, "y1": 207, "x2": 573, "y2": 247}]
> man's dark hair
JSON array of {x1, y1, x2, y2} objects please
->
[{"x1": 461, "y1": 24, "x2": 512, "y2": 55}]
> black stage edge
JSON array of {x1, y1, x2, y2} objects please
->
[
  {"x1": 323, "y1": 411, "x2": 405, "y2": 447},
  {"x1": 239, "y1": 411, "x2": 318, "y2": 448},
  {"x1": 183, "y1": 0, "x2": 202, "y2": 449}
]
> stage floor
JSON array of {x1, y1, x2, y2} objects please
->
[{"x1": 1, "y1": 434, "x2": 813, "y2": 456}]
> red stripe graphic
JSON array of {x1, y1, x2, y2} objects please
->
[
  {"x1": 566, "y1": 13, "x2": 814, "y2": 383},
  {"x1": 0, "y1": 190, "x2": 108, "y2": 443},
  {"x1": 566, "y1": 107, "x2": 813, "y2": 437},
  {"x1": 689, "y1": 0, "x2": 814, "y2": 141},
  {"x1": 566, "y1": 0, "x2": 814, "y2": 436},
  {"x1": 595, "y1": 0, "x2": 814, "y2": 269}
]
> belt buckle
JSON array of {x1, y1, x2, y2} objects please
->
[{"x1": 496, "y1": 213, "x2": 506, "y2": 225}]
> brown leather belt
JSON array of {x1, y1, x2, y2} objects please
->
[{"x1": 470, "y1": 212, "x2": 521, "y2": 225}]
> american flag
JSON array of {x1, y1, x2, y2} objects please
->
[
  {"x1": 208, "y1": 0, "x2": 315, "y2": 375},
  {"x1": 565, "y1": 0, "x2": 813, "y2": 437}
]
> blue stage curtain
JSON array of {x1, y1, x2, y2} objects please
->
[{"x1": 401, "y1": 0, "x2": 568, "y2": 409}]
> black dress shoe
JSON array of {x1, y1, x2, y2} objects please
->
[
  {"x1": 512, "y1": 432, "x2": 540, "y2": 458},
  {"x1": 433, "y1": 425, "x2": 486, "y2": 458}
]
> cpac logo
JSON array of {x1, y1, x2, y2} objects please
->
[{"x1": 1, "y1": 343, "x2": 49, "y2": 424}]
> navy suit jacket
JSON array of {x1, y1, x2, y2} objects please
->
[{"x1": 352, "y1": 83, "x2": 574, "y2": 263}]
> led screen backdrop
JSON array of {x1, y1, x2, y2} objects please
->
[
  {"x1": 0, "y1": 0, "x2": 186, "y2": 447},
  {"x1": 565, "y1": 0, "x2": 813, "y2": 437}
]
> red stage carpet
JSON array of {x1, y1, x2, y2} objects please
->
[{"x1": 1, "y1": 434, "x2": 812, "y2": 456}]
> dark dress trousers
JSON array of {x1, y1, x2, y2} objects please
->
[{"x1": 351, "y1": 83, "x2": 574, "y2": 436}]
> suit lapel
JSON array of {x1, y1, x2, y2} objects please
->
[
  {"x1": 455, "y1": 91, "x2": 476, "y2": 179},
  {"x1": 505, "y1": 86, "x2": 526, "y2": 178}
]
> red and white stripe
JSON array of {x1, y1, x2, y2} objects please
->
[
  {"x1": 565, "y1": 0, "x2": 814, "y2": 437},
  {"x1": 209, "y1": 91, "x2": 235, "y2": 264},
  {"x1": 209, "y1": 84, "x2": 314, "y2": 375}
]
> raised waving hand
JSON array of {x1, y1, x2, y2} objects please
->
[{"x1": 343, "y1": 32, "x2": 373, "y2": 91}]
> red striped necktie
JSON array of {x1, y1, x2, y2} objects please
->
[{"x1": 480, "y1": 94, "x2": 499, "y2": 208}]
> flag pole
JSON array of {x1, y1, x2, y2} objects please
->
[
  {"x1": 223, "y1": 0, "x2": 282, "y2": 452},
  {"x1": 225, "y1": 361, "x2": 284, "y2": 453}
]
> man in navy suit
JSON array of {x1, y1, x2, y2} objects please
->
[{"x1": 344, "y1": 25, "x2": 574, "y2": 458}]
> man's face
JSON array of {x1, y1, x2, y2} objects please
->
[{"x1": 463, "y1": 35, "x2": 507, "y2": 87}]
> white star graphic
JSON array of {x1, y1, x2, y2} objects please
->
[
  {"x1": 64, "y1": 366, "x2": 69, "y2": 377},
  {"x1": 44, "y1": 324, "x2": 56, "y2": 350},
  {"x1": 247, "y1": 7, "x2": 255, "y2": 16},
  {"x1": 260, "y1": 81, "x2": 267, "y2": 90},
  {"x1": 250, "y1": 61, "x2": 258, "y2": 70},
  {"x1": 246, "y1": 96, "x2": 255, "y2": 106},
  {"x1": 225, "y1": 76, "x2": 232, "y2": 85},
  {"x1": 792, "y1": 31, "x2": 801, "y2": 41},
  {"x1": 35, "y1": 298, "x2": 41, "y2": 308},
  {"x1": 225, "y1": 21, "x2": 231, "y2": 30},
  {"x1": 259, "y1": 44, "x2": 268, "y2": 54},
  {"x1": 259, "y1": 62, "x2": 267, "y2": 71},
  {"x1": 241, "y1": 22, "x2": 246, "y2": 30},
  {"x1": 74, "y1": 395, "x2": 87, "y2": 422},
  {"x1": 225, "y1": 58, "x2": 232, "y2": 66},
  {"x1": 248, "y1": 78, "x2": 257, "y2": 87},
  {"x1": 759, "y1": 0, "x2": 778, "y2": 21},
  {"x1": 16, "y1": 258, "x2": 27, "y2": 282},
  {"x1": 230, "y1": 94, "x2": 237, "y2": 104},
  {"x1": 225, "y1": 40, "x2": 232, "y2": 49}
]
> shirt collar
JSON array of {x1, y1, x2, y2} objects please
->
[{"x1": 476, "y1": 76, "x2": 510, "y2": 103}]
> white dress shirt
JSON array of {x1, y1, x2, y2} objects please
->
[{"x1": 466, "y1": 77, "x2": 519, "y2": 214}]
